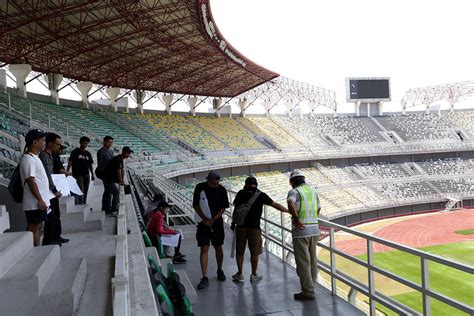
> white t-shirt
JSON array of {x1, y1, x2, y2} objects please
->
[{"x1": 20, "y1": 153, "x2": 51, "y2": 211}]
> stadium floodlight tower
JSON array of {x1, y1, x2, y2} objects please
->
[{"x1": 346, "y1": 77, "x2": 391, "y2": 117}]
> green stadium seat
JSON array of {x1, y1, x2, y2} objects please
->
[{"x1": 156, "y1": 285, "x2": 175, "y2": 316}]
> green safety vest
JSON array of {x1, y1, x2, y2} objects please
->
[{"x1": 295, "y1": 184, "x2": 319, "y2": 225}]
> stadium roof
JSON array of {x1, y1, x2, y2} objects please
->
[{"x1": 0, "y1": 0, "x2": 279, "y2": 97}]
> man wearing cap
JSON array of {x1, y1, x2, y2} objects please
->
[
  {"x1": 19, "y1": 129, "x2": 49, "y2": 246},
  {"x1": 67, "y1": 136, "x2": 94, "y2": 204},
  {"x1": 287, "y1": 169, "x2": 321, "y2": 300},
  {"x1": 231, "y1": 176, "x2": 288, "y2": 283},
  {"x1": 192, "y1": 171, "x2": 229, "y2": 289},
  {"x1": 102, "y1": 146, "x2": 133, "y2": 216},
  {"x1": 39, "y1": 133, "x2": 64, "y2": 246}
]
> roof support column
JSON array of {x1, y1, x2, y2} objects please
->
[
  {"x1": 213, "y1": 98, "x2": 222, "y2": 118},
  {"x1": 76, "y1": 81, "x2": 93, "y2": 109},
  {"x1": 45, "y1": 73, "x2": 63, "y2": 105},
  {"x1": 0, "y1": 69, "x2": 7, "y2": 93},
  {"x1": 286, "y1": 102, "x2": 293, "y2": 117},
  {"x1": 309, "y1": 102, "x2": 316, "y2": 117},
  {"x1": 106, "y1": 87, "x2": 120, "y2": 112},
  {"x1": 163, "y1": 94, "x2": 173, "y2": 115},
  {"x1": 238, "y1": 99, "x2": 248, "y2": 118},
  {"x1": 9, "y1": 64, "x2": 31, "y2": 98},
  {"x1": 135, "y1": 90, "x2": 145, "y2": 114},
  {"x1": 187, "y1": 96, "x2": 197, "y2": 116},
  {"x1": 263, "y1": 100, "x2": 272, "y2": 117}
]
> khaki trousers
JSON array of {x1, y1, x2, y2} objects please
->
[{"x1": 292, "y1": 235, "x2": 319, "y2": 297}]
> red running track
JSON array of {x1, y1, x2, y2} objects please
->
[{"x1": 334, "y1": 210, "x2": 474, "y2": 256}]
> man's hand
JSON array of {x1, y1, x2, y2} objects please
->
[
  {"x1": 38, "y1": 199, "x2": 48, "y2": 212},
  {"x1": 65, "y1": 171, "x2": 72, "y2": 176},
  {"x1": 173, "y1": 230, "x2": 178, "y2": 235},
  {"x1": 54, "y1": 191, "x2": 62, "y2": 198},
  {"x1": 203, "y1": 218, "x2": 214, "y2": 227},
  {"x1": 293, "y1": 218, "x2": 305, "y2": 230}
]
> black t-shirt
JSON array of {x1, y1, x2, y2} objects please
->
[
  {"x1": 233, "y1": 188, "x2": 273, "y2": 229},
  {"x1": 52, "y1": 154, "x2": 64, "y2": 174},
  {"x1": 103, "y1": 155, "x2": 123, "y2": 183},
  {"x1": 69, "y1": 148, "x2": 93, "y2": 177},
  {"x1": 193, "y1": 182, "x2": 229, "y2": 217}
]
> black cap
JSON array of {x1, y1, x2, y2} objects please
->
[
  {"x1": 25, "y1": 129, "x2": 46, "y2": 145},
  {"x1": 153, "y1": 193, "x2": 164, "y2": 202},
  {"x1": 122, "y1": 146, "x2": 134, "y2": 153},
  {"x1": 206, "y1": 171, "x2": 221, "y2": 180},
  {"x1": 245, "y1": 176, "x2": 258, "y2": 186}
]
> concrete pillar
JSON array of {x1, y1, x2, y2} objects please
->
[
  {"x1": 106, "y1": 87, "x2": 120, "y2": 112},
  {"x1": 309, "y1": 102, "x2": 316, "y2": 117},
  {"x1": 76, "y1": 81, "x2": 93, "y2": 109},
  {"x1": 162, "y1": 94, "x2": 173, "y2": 115},
  {"x1": 135, "y1": 90, "x2": 145, "y2": 114},
  {"x1": 45, "y1": 73, "x2": 63, "y2": 104},
  {"x1": 213, "y1": 98, "x2": 222, "y2": 118},
  {"x1": 263, "y1": 100, "x2": 272, "y2": 117},
  {"x1": 286, "y1": 102, "x2": 293, "y2": 117},
  {"x1": 187, "y1": 96, "x2": 197, "y2": 116},
  {"x1": 0, "y1": 69, "x2": 7, "y2": 93},
  {"x1": 238, "y1": 99, "x2": 248, "y2": 117},
  {"x1": 378, "y1": 101, "x2": 383, "y2": 116},
  {"x1": 9, "y1": 64, "x2": 31, "y2": 98}
]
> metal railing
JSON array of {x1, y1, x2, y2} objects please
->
[{"x1": 223, "y1": 190, "x2": 474, "y2": 316}]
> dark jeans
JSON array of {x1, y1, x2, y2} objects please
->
[
  {"x1": 43, "y1": 197, "x2": 61, "y2": 243},
  {"x1": 75, "y1": 174, "x2": 90, "y2": 205},
  {"x1": 102, "y1": 181, "x2": 120, "y2": 213}
]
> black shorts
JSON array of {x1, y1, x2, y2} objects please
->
[
  {"x1": 196, "y1": 220, "x2": 225, "y2": 247},
  {"x1": 25, "y1": 209, "x2": 46, "y2": 224}
]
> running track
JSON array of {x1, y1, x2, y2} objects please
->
[{"x1": 334, "y1": 210, "x2": 474, "y2": 256}]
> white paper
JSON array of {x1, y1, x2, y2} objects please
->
[
  {"x1": 160, "y1": 234, "x2": 181, "y2": 247},
  {"x1": 46, "y1": 190, "x2": 56, "y2": 201},
  {"x1": 67, "y1": 176, "x2": 83, "y2": 196},
  {"x1": 194, "y1": 190, "x2": 212, "y2": 222},
  {"x1": 51, "y1": 174, "x2": 71, "y2": 196}
]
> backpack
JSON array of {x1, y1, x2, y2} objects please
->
[
  {"x1": 232, "y1": 190, "x2": 261, "y2": 226},
  {"x1": 8, "y1": 159, "x2": 25, "y2": 203}
]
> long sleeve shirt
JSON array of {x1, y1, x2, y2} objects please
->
[
  {"x1": 39, "y1": 150, "x2": 58, "y2": 194},
  {"x1": 147, "y1": 211, "x2": 175, "y2": 241}
]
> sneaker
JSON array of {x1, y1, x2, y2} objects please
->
[
  {"x1": 250, "y1": 274, "x2": 263, "y2": 283},
  {"x1": 173, "y1": 256, "x2": 187, "y2": 264},
  {"x1": 58, "y1": 237, "x2": 70, "y2": 243},
  {"x1": 217, "y1": 269, "x2": 226, "y2": 281},
  {"x1": 232, "y1": 272, "x2": 244, "y2": 282},
  {"x1": 293, "y1": 292, "x2": 315, "y2": 301},
  {"x1": 197, "y1": 277, "x2": 209, "y2": 290}
]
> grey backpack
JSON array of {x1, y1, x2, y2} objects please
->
[{"x1": 232, "y1": 190, "x2": 261, "y2": 226}]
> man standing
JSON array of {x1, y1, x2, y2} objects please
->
[
  {"x1": 192, "y1": 171, "x2": 229, "y2": 289},
  {"x1": 287, "y1": 170, "x2": 321, "y2": 301},
  {"x1": 102, "y1": 146, "x2": 133, "y2": 216},
  {"x1": 52, "y1": 143, "x2": 70, "y2": 244},
  {"x1": 39, "y1": 133, "x2": 63, "y2": 245},
  {"x1": 20, "y1": 129, "x2": 49, "y2": 246},
  {"x1": 68, "y1": 136, "x2": 94, "y2": 204},
  {"x1": 97, "y1": 136, "x2": 114, "y2": 213},
  {"x1": 231, "y1": 176, "x2": 288, "y2": 283}
]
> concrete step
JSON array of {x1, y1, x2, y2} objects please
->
[
  {"x1": 0, "y1": 231, "x2": 33, "y2": 278},
  {"x1": 59, "y1": 196, "x2": 75, "y2": 213},
  {"x1": 61, "y1": 208, "x2": 105, "y2": 233},
  {"x1": 0, "y1": 205, "x2": 10, "y2": 233},
  {"x1": 38, "y1": 258, "x2": 87, "y2": 316},
  {"x1": 0, "y1": 245, "x2": 61, "y2": 315}
]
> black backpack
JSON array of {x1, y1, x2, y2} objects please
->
[
  {"x1": 232, "y1": 190, "x2": 261, "y2": 226},
  {"x1": 8, "y1": 164, "x2": 23, "y2": 203}
]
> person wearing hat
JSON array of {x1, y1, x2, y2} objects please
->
[
  {"x1": 67, "y1": 136, "x2": 94, "y2": 205},
  {"x1": 231, "y1": 176, "x2": 289, "y2": 283},
  {"x1": 287, "y1": 169, "x2": 321, "y2": 300},
  {"x1": 144, "y1": 193, "x2": 165, "y2": 222},
  {"x1": 147, "y1": 200, "x2": 186, "y2": 264},
  {"x1": 102, "y1": 146, "x2": 133, "y2": 216},
  {"x1": 192, "y1": 171, "x2": 229, "y2": 289},
  {"x1": 19, "y1": 129, "x2": 49, "y2": 246}
]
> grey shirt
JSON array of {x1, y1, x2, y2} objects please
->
[
  {"x1": 97, "y1": 147, "x2": 114, "y2": 171},
  {"x1": 39, "y1": 150, "x2": 58, "y2": 194}
]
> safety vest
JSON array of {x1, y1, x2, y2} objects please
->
[{"x1": 295, "y1": 184, "x2": 319, "y2": 225}]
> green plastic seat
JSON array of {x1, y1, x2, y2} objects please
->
[
  {"x1": 156, "y1": 285, "x2": 175, "y2": 316},
  {"x1": 142, "y1": 231, "x2": 153, "y2": 247},
  {"x1": 182, "y1": 296, "x2": 193, "y2": 316}
]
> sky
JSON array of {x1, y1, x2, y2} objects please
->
[
  {"x1": 4, "y1": 0, "x2": 474, "y2": 114},
  {"x1": 210, "y1": 0, "x2": 474, "y2": 113}
]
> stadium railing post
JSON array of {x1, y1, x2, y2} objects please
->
[
  {"x1": 329, "y1": 227, "x2": 337, "y2": 296},
  {"x1": 421, "y1": 257, "x2": 432, "y2": 316},
  {"x1": 367, "y1": 240, "x2": 376, "y2": 316},
  {"x1": 281, "y1": 211, "x2": 286, "y2": 261}
]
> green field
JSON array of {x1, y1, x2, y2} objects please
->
[
  {"x1": 319, "y1": 241, "x2": 474, "y2": 315},
  {"x1": 358, "y1": 241, "x2": 474, "y2": 316},
  {"x1": 455, "y1": 229, "x2": 474, "y2": 235}
]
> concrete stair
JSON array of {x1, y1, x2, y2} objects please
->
[
  {"x1": 60, "y1": 198, "x2": 105, "y2": 233},
  {"x1": 0, "y1": 205, "x2": 10, "y2": 233},
  {"x1": 0, "y1": 232, "x2": 88, "y2": 316}
]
